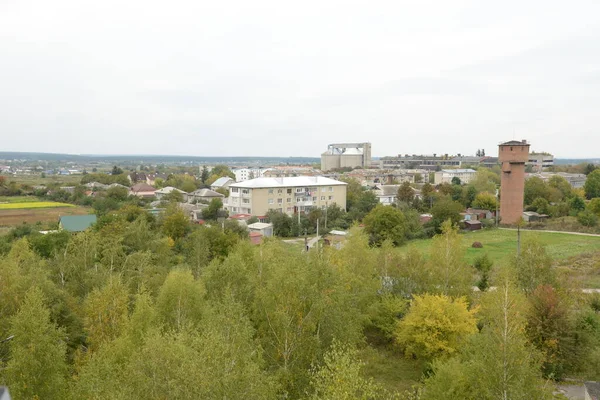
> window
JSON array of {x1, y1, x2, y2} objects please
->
[
  {"x1": 268, "y1": 189, "x2": 274, "y2": 194},
  {"x1": 268, "y1": 199, "x2": 274, "y2": 204},
  {"x1": 328, "y1": 187, "x2": 333, "y2": 192},
  {"x1": 328, "y1": 196, "x2": 333, "y2": 200},
  {"x1": 296, "y1": 188, "x2": 303, "y2": 193},
  {"x1": 242, "y1": 198, "x2": 249, "y2": 204},
  {"x1": 321, "y1": 196, "x2": 325, "y2": 200},
  {"x1": 287, "y1": 198, "x2": 291, "y2": 203},
  {"x1": 231, "y1": 188, "x2": 238, "y2": 193},
  {"x1": 277, "y1": 198, "x2": 283, "y2": 204},
  {"x1": 321, "y1": 187, "x2": 327, "y2": 192},
  {"x1": 287, "y1": 189, "x2": 292, "y2": 194},
  {"x1": 277, "y1": 189, "x2": 283, "y2": 194},
  {"x1": 297, "y1": 198, "x2": 302, "y2": 203},
  {"x1": 312, "y1": 197, "x2": 317, "y2": 201},
  {"x1": 242, "y1": 189, "x2": 249, "y2": 194},
  {"x1": 286, "y1": 207, "x2": 292, "y2": 212}
]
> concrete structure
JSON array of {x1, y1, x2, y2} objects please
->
[
  {"x1": 527, "y1": 153, "x2": 554, "y2": 171},
  {"x1": 585, "y1": 381, "x2": 600, "y2": 400},
  {"x1": 247, "y1": 222, "x2": 274, "y2": 237},
  {"x1": 526, "y1": 172, "x2": 587, "y2": 189},
  {"x1": 498, "y1": 140, "x2": 530, "y2": 224},
  {"x1": 379, "y1": 154, "x2": 492, "y2": 170},
  {"x1": 233, "y1": 167, "x2": 273, "y2": 182},
  {"x1": 225, "y1": 176, "x2": 347, "y2": 216},
  {"x1": 321, "y1": 143, "x2": 371, "y2": 171},
  {"x1": 434, "y1": 169, "x2": 477, "y2": 185}
]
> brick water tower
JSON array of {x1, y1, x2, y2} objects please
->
[{"x1": 498, "y1": 140, "x2": 530, "y2": 224}]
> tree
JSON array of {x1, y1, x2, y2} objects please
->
[
  {"x1": 512, "y1": 238, "x2": 555, "y2": 294},
  {"x1": 524, "y1": 176, "x2": 551, "y2": 205},
  {"x1": 156, "y1": 269, "x2": 205, "y2": 330},
  {"x1": 471, "y1": 168, "x2": 498, "y2": 194},
  {"x1": 394, "y1": 294, "x2": 477, "y2": 361},
  {"x1": 569, "y1": 195, "x2": 586, "y2": 214},
  {"x1": 548, "y1": 175, "x2": 572, "y2": 199},
  {"x1": 111, "y1": 165, "x2": 124, "y2": 175},
  {"x1": 584, "y1": 163, "x2": 598, "y2": 176},
  {"x1": 363, "y1": 205, "x2": 407, "y2": 246},
  {"x1": 308, "y1": 341, "x2": 388, "y2": 400},
  {"x1": 462, "y1": 185, "x2": 477, "y2": 208},
  {"x1": 3, "y1": 287, "x2": 67, "y2": 400},
  {"x1": 397, "y1": 181, "x2": 414, "y2": 203},
  {"x1": 430, "y1": 199, "x2": 463, "y2": 233},
  {"x1": 423, "y1": 276, "x2": 553, "y2": 400},
  {"x1": 202, "y1": 198, "x2": 223, "y2": 221},
  {"x1": 588, "y1": 197, "x2": 600, "y2": 216},
  {"x1": 161, "y1": 204, "x2": 191, "y2": 240},
  {"x1": 200, "y1": 165, "x2": 209, "y2": 184},
  {"x1": 472, "y1": 191, "x2": 497, "y2": 211},
  {"x1": 427, "y1": 220, "x2": 473, "y2": 297},
  {"x1": 584, "y1": 169, "x2": 600, "y2": 199},
  {"x1": 578, "y1": 210, "x2": 598, "y2": 227},
  {"x1": 451, "y1": 176, "x2": 461, "y2": 185},
  {"x1": 530, "y1": 197, "x2": 550, "y2": 215},
  {"x1": 473, "y1": 253, "x2": 493, "y2": 291}
]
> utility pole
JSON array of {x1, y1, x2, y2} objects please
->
[
  {"x1": 324, "y1": 206, "x2": 328, "y2": 229},
  {"x1": 316, "y1": 219, "x2": 319, "y2": 253},
  {"x1": 495, "y1": 186, "x2": 499, "y2": 227}
]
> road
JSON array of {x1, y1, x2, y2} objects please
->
[{"x1": 499, "y1": 227, "x2": 600, "y2": 237}]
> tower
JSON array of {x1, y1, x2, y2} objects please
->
[{"x1": 498, "y1": 140, "x2": 530, "y2": 224}]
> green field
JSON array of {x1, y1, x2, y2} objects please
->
[
  {"x1": 0, "y1": 196, "x2": 43, "y2": 203},
  {"x1": 0, "y1": 201, "x2": 74, "y2": 210},
  {"x1": 400, "y1": 228, "x2": 600, "y2": 265}
]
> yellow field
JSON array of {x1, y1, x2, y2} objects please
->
[{"x1": 0, "y1": 202, "x2": 74, "y2": 210}]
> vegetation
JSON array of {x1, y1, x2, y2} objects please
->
[{"x1": 0, "y1": 201, "x2": 75, "y2": 210}]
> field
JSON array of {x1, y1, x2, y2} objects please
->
[
  {"x1": 400, "y1": 228, "x2": 600, "y2": 265},
  {"x1": 0, "y1": 201, "x2": 74, "y2": 210},
  {"x1": 0, "y1": 199, "x2": 89, "y2": 227}
]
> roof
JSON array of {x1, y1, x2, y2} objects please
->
[
  {"x1": 329, "y1": 230, "x2": 347, "y2": 236},
  {"x1": 59, "y1": 215, "x2": 97, "y2": 232},
  {"x1": 84, "y1": 182, "x2": 108, "y2": 189},
  {"x1": 247, "y1": 222, "x2": 273, "y2": 230},
  {"x1": 155, "y1": 186, "x2": 186, "y2": 194},
  {"x1": 500, "y1": 140, "x2": 529, "y2": 146},
  {"x1": 440, "y1": 169, "x2": 477, "y2": 173},
  {"x1": 108, "y1": 183, "x2": 128, "y2": 189},
  {"x1": 211, "y1": 177, "x2": 234, "y2": 187},
  {"x1": 230, "y1": 176, "x2": 347, "y2": 189},
  {"x1": 229, "y1": 213, "x2": 253, "y2": 220},
  {"x1": 585, "y1": 382, "x2": 600, "y2": 400},
  {"x1": 131, "y1": 183, "x2": 156, "y2": 192},
  {"x1": 464, "y1": 220, "x2": 482, "y2": 225},
  {"x1": 190, "y1": 188, "x2": 224, "y2": 198}
]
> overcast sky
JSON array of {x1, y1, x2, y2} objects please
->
[{"x1": 2, "y1": 1, "x2": 600, "y2": 158}]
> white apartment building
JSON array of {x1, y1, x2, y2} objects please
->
[
  {"x1": 225, "y1": 176, "x2": 347, "y2": 216},
  {"x1": 233, "y1": 167, "x2": 273, "y2": 182},
  {"x1": 434, "y1": 169, "x2": 477, "y2": 185}
]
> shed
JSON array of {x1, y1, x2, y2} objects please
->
[
  {"x1": 59, "y1": 215, "x2": 97, "y2": 232},
  {"x1": 249, "y1": 231, "x2": 264, "y2": 245},
  {"x1": 247, "y1": 222, "x2": 273, "y2": 237},
  {"x1": 463, "y1": 220, "x2": 482, "y2": 231}
]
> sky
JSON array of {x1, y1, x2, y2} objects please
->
[{"x1": 1, "y1": 0, "x2": 600, "y2": 158}]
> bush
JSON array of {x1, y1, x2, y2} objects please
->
[
  {"x1": 471, "y1": 242, "x2": 483, "y2": 248},
  {"x1": 578, "y1": 210, "x2": 599, "y2": 227}
]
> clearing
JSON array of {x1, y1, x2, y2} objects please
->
[
  {"x1": 0, "y1": 205, "x2": 90, "y2": 227},
  {"x1": 400, "y1": 228, "x2": 600, "y2": 265},
  {"x1": 0, "y1": 201, "x2": 74, "y2": 210}
]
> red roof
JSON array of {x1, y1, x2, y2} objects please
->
[
  {"x1": 229, "y1": 213, "x2": 252, "y2": 220},
  {"x1": 249, "y1": 231, "x2": 263, "y2": 245}
]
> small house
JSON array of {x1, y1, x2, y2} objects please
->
[
  {"x1": 463, "y1": 220, "x2": 482, "y2": 231},
  {"x1": 130, "y1": 183, "x2": 157, "y2": 198},
  {"x1": 59, "y1": 215, "x2": 97, "y2": 232},
  {"x1": 155, "y1": 186, "x2": 188, "y2": 202},
  {"x1": 210, "y1": 177, "x2": 235, "y2": 191},
  {"x1": 188, "y1": 188, "x2": 225, "y2": 204},
  {"x1": 522, "y1": 211, "x2": 549, "y2": 222},
  {"x1": 249, "y1": 231, "x2": 264, "y2": 245},
  {"x1": 247, "y1": 222, "x2": 273, "y2": 237}
]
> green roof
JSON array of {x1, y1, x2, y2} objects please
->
[{"x1": 59, "y1": 215, "x2": 97, "y2": 232}]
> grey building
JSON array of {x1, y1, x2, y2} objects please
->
[{"x1": 321, "y1": 143, "x2": 371, "y2": 171}]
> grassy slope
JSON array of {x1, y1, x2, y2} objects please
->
[
  {"x1": 0, "y1": 202, "x2": 74, "y2": 210},
  {"x1": 399, "y1": 229, "x2": 600, "y2": 265},
  {"x1": 0, "y1": 196, "x2": 43, "y2": 203}
]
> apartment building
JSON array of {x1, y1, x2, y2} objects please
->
[
  {"x1": 434, "y1": 169, "x2": 477, "y2": 185},
  {"x1": 232, "y1": 167, "x2": 273, "y2": 182},
  {"x1": 225, "y1": 176, "x2": 347, "y2": 216},
  {"x1": 527, "y1": 153, "x2": 554, "y2": 171}
]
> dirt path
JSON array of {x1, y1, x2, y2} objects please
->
[{"x1": 499, "y1": 227, "x2": 600, "y2": 238}]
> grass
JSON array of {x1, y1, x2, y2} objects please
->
[
  {"x1": 0, "y1": 196, "x2": 43, "y2": 203},
  {"x1": 359, "y1": 345, "x2": 423, "y2": 394},
  {"x1": 399, "y1": 228, "x2": 600, "y2": 265},
  {"x1": 0, "y1": 206, "x2": 90, "y2": 227},
  {"x1": 0, "y1": 201, "x2": 74, "y2": 210}
]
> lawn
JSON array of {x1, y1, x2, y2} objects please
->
[
  {"x1": 0, "y1": 206, "x2": 89, "y2": 227},
  {"x1": 0, "y1": 201, "x2": 74, "y2": 210},
  {"x1": 399, "y1": 228, "x2": 600, "y2": 265},
  {"x1": 0, "y1": 196, "x2": 43, "y2": 203}
]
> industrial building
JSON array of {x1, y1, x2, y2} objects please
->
[
  {"x1": 321, "y1": 143, "x2": 371, "y2": 171},
  {"x1": 499, "y1": 140, "x2": 530, "y2": 224}
]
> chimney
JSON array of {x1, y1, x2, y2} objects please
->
[{"x1": 522, "y1": 139, "x2": 527, "y2": 144}]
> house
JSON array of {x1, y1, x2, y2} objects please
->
[
  {"x1": 463, "y1": 220, "x2": 482, "y2": 231},
  {"x1": 108, "y1": 183, "x2": 129, "y2": 189},
  {"x1": 146, "y1": 173, "x2": 169, "y2": 186},
  {"x1": 210, "y1": 177, "x2": 235, "y2": 191},
  {"x1": 466, "y1": 208, "x2": 495, "y2": 220},
  {"x1": 434, "y1": 169, "x2": 477, "y2": 185},
  {"x1": 228, "y1": 213, "x2": 254, "y2": 227},
  {"x1": 128, "y1": 172, "x2": 147, "y2": 183},
  {"x1": 84, "y1": 182, "x2": 108, "y2": 190},
  {"x1": 130, "y1": 183, "x2": 157, "y2": 198},
  {"x1": 374, "y1": 185, "x2": 401, "y2": 206},
  {"x1": 522, "y1": 211, "x2": 549, "y2": 222},
  {"x1": 419, "y1": 214, "x2": 433, "y2": 224},
  {"x1": 586, "y1": 382, "x2": 600, "y2": 400},
  {"x1": 155, "y1": 186, "x2": 188, "y2": 201},
  {"x1": 59, "y1": 215, "x2": 97, "y2": 232},
  {"x1": 247, "y1": 222, "x2": 274, "y2": 237},
  {"x1": 225, "y1": 176, "x2": 347, "y2": 216},
  {"x1": 188, "y1": 188, "x2": 225, "y2": 204},
  {"x1": 233, "y1": 167, "x2": 273, "y2": 182}
]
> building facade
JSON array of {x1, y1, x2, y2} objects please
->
[
  {"x1": 526, "y1": 172, "x2": 587, "y2": 188},
  {"x1": 433, "y1": 169, "x2": 477, "y2": 185},
  {"x1": 233, "y1": 167, "x2": 273, "y2": 182},
  {"x1": 225, "y1": 176, "x2": 347, "y2": 216},
  {"x1": 321, "y1": 143, "x2": 371, "y2": 171},
  {"x1": 499, "y1": 140, "x2": 530, "y2": 224},
  {"x1": 527, "y1": 153, "x2": 554, "y2": 171}
]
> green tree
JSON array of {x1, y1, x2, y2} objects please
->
[
  {"x1": 451, "y1": 176, "x2": 461, "y2": 185},
  {"x1": 585, "y1": 163, "x2": 598, "y2": 176},
  {"x1": 585, "y1": 169, "x2": 600, "y2": 199},
  {"x1": 512, "y1": 238, "x2": 555, "y2": 295},
  {"x1": 473, "y1": 253, "x2": 493, "y2": 291},
  {"x1": 397, "y1": 181, "x2": 414, "y2": 203},
  {"x1": 111, "y1": 165, "x2": 123, "y2": 175},
  {"x1": 462, "y1": 185, "x2": 477, "y2": 208},
  {"x1": 161, "y1": 204, "x2": 190, "y2": 240},
  {"x1": 524, "y1": 176, "x2": 551, "y2": 205},
  {"x1": 430, "y1": 199, "x2": 463, "y2": 233},
  {"x1": 200, "y1": 165, "x2": 210, "y2": 184},
  {"x1": 308, "y1": 341, "x2": 388, "y2": 400},
  {"x1": 578, "y1": 210, "x2": 598, "y2": 227},
  {"x1": 394, "y1": 294, "x2": 477, "y2": 361},
  {"x1": 530, "y1": 197, "x2": 550, "y2": 214},
  {"x1": 363, "y1": 205, "x2": 407, "y2": 246},
  {"x1": 3, "y1": 287, "x2": 67, "y2": 400},
  {"x1": 588, "y1": 197, "x2": 600, "y2": 216},
  {"x1": 156, "y1": 269, "x2": 205, "y2": 330},
  {"x1": 548, "y1": 175, "x2": 572, "y2": 199},
  {"x1": 202, "y1": 198, "x2": 223, "y2": 221},
  {"x1": 472, "y1": 191, "x2": 497, "y2": 211},
  {"x1": 569, "y1": 195, "x2": 586, "y2": 215}
]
